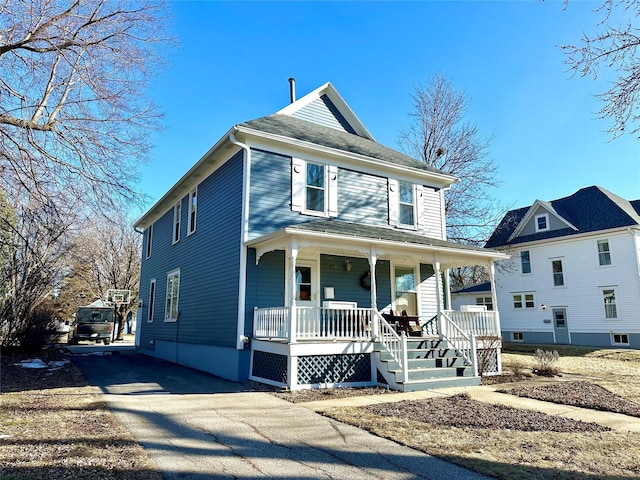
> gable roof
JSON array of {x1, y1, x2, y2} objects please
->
[
  {"x1": 485, "y1": 186, "x2": 640, "y2": 248},
  {"x1": 277, "y1": 82, "x2": 374, "y2": 140},
  {"x1": 238, "y1": 114, "x2": 450, "y2": 176},
  {"x1": 506, "y1": 199, "x2": 578, "y2": 242},
  {"x1": 135, "y1": 82, "x2": 456, "y2": 230}
]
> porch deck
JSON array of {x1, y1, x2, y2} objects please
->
[{"x1": 251, "y1": 306, "x2": 501, "y2": 391}]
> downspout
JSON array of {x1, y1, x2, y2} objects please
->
[
  {"x1": 133, "y1": 226, "x2": 144, "y2": 348},
  {"x1": 229, "y1": 128, "x2": 251, "y2": 350}
]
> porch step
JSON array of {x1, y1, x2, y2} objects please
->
[{"x1": 389, "y1": 365, "x2": 474, "y2": 382}]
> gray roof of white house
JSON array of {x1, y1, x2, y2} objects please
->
[{"x1": 485, "y1": 186, "x2": 640, "y2": 248}]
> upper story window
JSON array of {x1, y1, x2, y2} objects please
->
[
  {"x1": 398, "y1": 181, "x2": 415, "y2": 226},
  {"x1": 552, "y1": 259, "x2": 565, "y2": 287},
  {"x1": 388, "y1": 179, "x2": 423, "y2": 229},
  {"x1": 597, "y1": 239, "x2": 612, "y2": 266},
  {"x1": 165, "y1": 269, "x2": 180, "y2": 322},
  {"x1": 535, "y1": 214, "x2": 549, "y2": 232},
  {"x1": 188, "y1": 188, "x2": 197, "y2": 235},
  {"x1": 305, "y1": 162, "x2": 325, "y2": 212},
  {"x1": 291, "y1": 158, "x2": 338, "y2": 217},
  {"x1": 520, "y1": 250, "x2": 531, "y2": 274},
  {"x1": 603, "y1": 288, "x2": 617, "y2": 319},
  {"x1": 173, "y1": 201, "x2": 181, "y2": 244},
  {"x1": 145, "y1": 224, "x2": 153, "y2": 259}
]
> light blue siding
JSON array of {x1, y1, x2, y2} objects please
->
[
  {"x1": 291, "y1": 94, "x2": 356, "y2": 134},
  {"x1": 337, "y1": 169, "x2": 388, "y2": 225},
  {"x1": 138, "y1": 151, "x2": 244, "y2": 351},
  {"x1": 502, "y1": 331, "x2": 555, "y2": 345}
]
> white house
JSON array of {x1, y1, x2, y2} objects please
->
[{"x1": 485, "y1": 186, "x2": 640, "y2": 348}]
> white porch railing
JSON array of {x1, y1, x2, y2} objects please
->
[
  {"x1": 443, "y1": 310, "x2": 500, "y2": 337},
  {"x1": 441, "y1": 311, "x2": 478, "y2": 376},
  {"x1": 253, "y1": 307, "x2": 372, "y2": 340}
]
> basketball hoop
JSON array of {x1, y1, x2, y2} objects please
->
[{"x1": 106, "y1": 289, "x2": 131, "y2": 307}]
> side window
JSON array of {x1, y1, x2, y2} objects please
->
[
  {"x1": 475, "y1": 297, "x2": 493, "y2": 311},
  {"x1": 520, "y1": 250, "x2": 531, "y2": 274},
  {"x1": 147, "y1": 279, "x2": 156, "y2": 323},
  {"x1": 513, "y1": 293, "x2": 535, "y2": 309},
  {"x1": 165, "y1": 269, "x2": 180, "y2": 322},
  {"x1": 535, "y1": 214, "x2": 549, "y2": 232},
  {"x1": 598, "y1": 239, "x2": 612, "y2": 266},
  {"x1": 188, "y1": 188, "x2": 197, "y2": 235},
  {"x1": 603, "y1": 288, "x2": 617, "y2": 319},
  {"x1": 145, "y1": 224, "x2": 153, "y2": 259},
  {"x1": 552, "y1": 259, "x2": 564, "y2": 286},
  {"x1": 291, "y1": 158, "x2": 337, "y2": 217},
  {"x1": 173, "y1": 201, "x2": 181, "y2": 244}
]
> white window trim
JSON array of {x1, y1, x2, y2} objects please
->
[
  {"x1": 391, "y1": 263, "x2": 419, "y2": 315},
  {"x1": 145, "y1": 224, "x2": 153, "y2": 259},
  {"x1": 388, "y1": 180, "x2": 423, "y2": 230},
  {"x1": 291, "y1": 158, "x2": 337, "y2": 218},
  {"x1": 535, "y1": 213, "x2": 549, "y2": 232},
  {"x1": 520, "y1": 250, "x2": 532, "y2": 275},
  {"x1": 602, "y1": 286, "x2": 618, "y2": 320},
  {"x1": 187, "y1": 188, "x2": 197, "y2": 236},
  {"x1": 165, "y1": 269, "x2": 180, "y2": 323},
  {"x1": 147, "y1": 278, "x2": 156, "y2": 323},
  {"x1": 172, "y1": 201, "x2": 181, "y2": 244},
  {"x1": 597, "y1": 238, "x2": 613, "y2": 267},
  {"x1": 513, "y1": 292, "x2": 536, "y2": 309},
  {"x1": 512, "y1": 332, "x2": 524, "y2": 342},
  {"x1": 551, "y1": 258, "x2": 565, "y2": 288},
  {"x1": 611, "y1": 332, "x2": 629, "y2": 346}
]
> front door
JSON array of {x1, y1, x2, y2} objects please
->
[
  {"x1": 295, "y1": 260, "x2": 318, "y2": 308},
  {"x1": 553, "y1": 308, "x2": 570, "y2": 344}
]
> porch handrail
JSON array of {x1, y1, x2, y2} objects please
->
[
  {"x1": 440, "y1": 310, "x2": 477, "y2": 376},
  {"x1": 374, "y1": 310, "x2": 408, "y2": 383},
  {"x1": 443, "y1": 309, "x2": 499, "y2": 337}
]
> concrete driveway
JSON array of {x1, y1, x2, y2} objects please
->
[{"x1": 72, "y1": 350, "x2": 492, "y2": 480}]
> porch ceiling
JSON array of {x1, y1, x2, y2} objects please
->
[{"x1": 246, "y1": 219, "x2": 509, "y2": 268}]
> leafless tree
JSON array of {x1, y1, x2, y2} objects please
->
[
  {"x1": 56, "y1": 217, "x2": 141, "y2": 340},
  {"x1": 398, "y1": 74, "x2": 506, "y2": 288},
  {"x1": 0, "y1": 195, "x2": 76, "y2": 348},
  {"x1": 0, "y1": 0, "x2": 171, "y2": 215},
  {"x1": 561, "y1": 0, "x2": 640, "y2": 137}
]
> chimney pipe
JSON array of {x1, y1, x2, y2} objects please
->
[{"x1": 288, "y1": 77, "x2": 296, "y2": 103}]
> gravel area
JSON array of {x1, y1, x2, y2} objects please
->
[
  {"x1": 362, "y1": 393, "x2": 610, "y2": 432},
  {"x1": 497, "y1": 380, "x2": 640, "y2": 418}
]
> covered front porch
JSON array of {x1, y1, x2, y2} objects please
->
[{"x1": 245, "y1": 220, "x2": 508, "y2": 391}]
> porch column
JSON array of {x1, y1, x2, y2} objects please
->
[
  {"x1": 289, "y1": 240, "x2": 298, "y2": 344},
  {"x1": 488, "y1": 262, "x2": 501, "y2": 336},
  {"x1": 434, "y1": 259, "x2": 444, "y2": 338},
  {"x1": 369, "y1": 246, "x2": 378, "y2": 339}
]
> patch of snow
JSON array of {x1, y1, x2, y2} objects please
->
[{"x1": 15, "y1": 358, "x2": 47, "y2": 369}]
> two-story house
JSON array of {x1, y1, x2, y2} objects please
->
[
  {"x1": 485, "y1": 186, "x2": 640, "y2": 348},
  {"x1": 134, "y1": 82, "x2": 508, "y2": 391}
]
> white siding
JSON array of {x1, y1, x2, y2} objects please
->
[
  {"x1": 496, "y1": 231, "x2": 640, "y2": 336},
  {"x1": 419, "y1": 187, "x2": 444, "y2": 240}
]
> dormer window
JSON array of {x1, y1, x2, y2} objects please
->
[{"x1": 535, "y1": 214, "x2": 549, "y2": 232}]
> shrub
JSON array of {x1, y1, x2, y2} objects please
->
[
  {"x1": 14, "y1": 302, "x2": 61, "y2": 352},
  {"x1": 533, "y1": 348, "x2": 560, "y2": 376}
]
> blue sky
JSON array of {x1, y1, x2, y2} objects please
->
[{"x1": 139, "y1": 1, "x2": 639, "y2": 218}]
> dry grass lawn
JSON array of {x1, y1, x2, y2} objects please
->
[
  {"x1": 0, "y1": 349, "x2": 161, "y2": 480},
  {"x1": 323, "y1": 347, "x2": 640, "y2": 480}
]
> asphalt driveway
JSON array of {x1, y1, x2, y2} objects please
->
[{"x1": 72, "y1": 350, "x2": 492, "y2": 479}]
